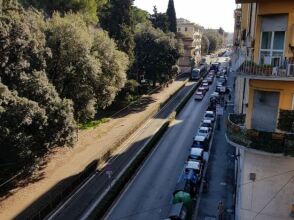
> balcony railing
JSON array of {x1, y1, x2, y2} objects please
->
[
  {"x1": 226, "y1": 114, "x2": 294, "y2": 156},
  {"x1": 237, "y1": 60, "x2": 294, "y2": 78}
]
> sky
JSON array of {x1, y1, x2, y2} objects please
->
[{"x1": 134, "y1": 0, "x2": 236, "y2": 33}]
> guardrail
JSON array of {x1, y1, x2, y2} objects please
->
[{"x1": 226, "y1": 114, "x2": 294, "y2": 156}]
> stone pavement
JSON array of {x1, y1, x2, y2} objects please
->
[{"x1": 237, "y1": 150, "x2": 294, "y2": 220}]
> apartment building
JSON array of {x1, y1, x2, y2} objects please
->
[
  {"x1": 229, "y1": 0, "x2": 294, "y2": 219},
  {"x1": 177, "y1": 18, "x2": 202, "y2": 72}
]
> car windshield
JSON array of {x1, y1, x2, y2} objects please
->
[{"x1": 199, "y1": 129, "x2": 207, "y2": 134}]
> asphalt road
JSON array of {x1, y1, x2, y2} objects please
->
[
  {"x1": 105, "y1": 80, "x2": 216, "y2": 220},
  {"x1": 44, "y1": 77, "x2": 197, "y2": 220}
]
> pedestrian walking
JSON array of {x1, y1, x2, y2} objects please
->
[
  {"x1": 217, "y1": 201, "x2": 225, "y2": 220},
  {"x1": 228, "y1": 93, "x2": 232, "y2": 101}
]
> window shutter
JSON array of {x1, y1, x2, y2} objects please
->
[{"x1": 261, "y1": 15, "x2": 288, "y2": 32}]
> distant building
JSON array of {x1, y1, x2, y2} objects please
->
[{"x1": 177, "y1": 18, "x2": 202, "y2": 72}]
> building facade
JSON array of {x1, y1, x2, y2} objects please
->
[
  {"x1": 177, "y1": 18, "x2": 202, "y2": 72},
  {"x1": 229, "y1": 0, "x2": 294, "y2": 219}
]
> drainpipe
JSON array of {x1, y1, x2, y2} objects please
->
[{"x1": 241, "y1": 78, "x2": 247, "y2": 114}]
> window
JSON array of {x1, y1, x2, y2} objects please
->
[
  {"x1": 259, "y1": 15, "x2": 287, "y2": 66},
  {"x1": 185, "y1": 27, "x2": 188, "y2": 32},
  {"x1": 178, "y1": 28, "x2": 181, "y2": 32},
  {"x1": 259, "y1": 31, "x2": 285, "y2": 66}
]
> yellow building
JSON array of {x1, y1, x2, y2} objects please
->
[
  {"x1": 234, "y1": 0, "x2": 294, "y2": 132},
  {"x1": 229, "y1": 1, "x2": 294, "y2": 219}
]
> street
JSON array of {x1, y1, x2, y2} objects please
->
[
  {"x1": 105, "y1": 80, "x2": 216, "y2": 220},
  {"x1": 41, "y1": 79, "x2": 197, "y2": 220}
]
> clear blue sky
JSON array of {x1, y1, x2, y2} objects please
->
[{"x1": 134, "y1": 0, "x2": 236, "y2": 32}]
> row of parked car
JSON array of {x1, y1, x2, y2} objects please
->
[
  {"x1": 166, "y1": 66, "x2": 232, "y2": 220},
  {"x1": 194, "y1": 71, "x2": 215, "y2": 101},
  {"x1": 166, "y1": 80, "x2": 217, "y2": 220}
]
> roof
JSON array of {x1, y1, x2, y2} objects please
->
[
  {"x1": 206, "y1": 111, "x2": 214, "y2": 114},
  {"x1": 168, "y1": 202, "x2": 185, "y2": 218},
  {"x1": 194, "y1": 135, "x2": 206, "y2": 142},
  {"x1": 202, "y1": 119, "x2": 212, "y2": 123},
  {"x1": 190, "y1": 148, "x2": 203, "y2": 156},
  {"x1": 186, "y1": 161, "x2": 200, "y2": 170},
  {"x1": 199, "y1": 127, "x2": 209, "y2": 131}
]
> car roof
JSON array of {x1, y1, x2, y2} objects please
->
[
  {"x1": 199, "y1": 126, "x2": 209, "y2": 131},
  {"x1": 194, "y1": 135, "x2": 206, "y2": 141},
  {"x1": 196, "y1": 91, "x2": 202, "y2": 95},
  {"x1": 190, "y1": 148, "x2": 203, "y2": 156},
  {"x1": 206, "y1": 111, "x2": 214, "y2": 114},
  {"x1": 203, "y1": 119, "x2": 212, "y2": 123},
  {"x1": 186, "y1": 161, "x2": 200, "y2": 170}
]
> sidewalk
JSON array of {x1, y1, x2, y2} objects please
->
[{"x1": 0, "y1": 77, "x2": 188, "y2": 220}]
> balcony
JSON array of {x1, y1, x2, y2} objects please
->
[
  {"x1": 226, "y1": 114, "x2": 294, "y2": 156},
  {"x1": 237, "y1": 60, "x2": 294, "y2": 81}
]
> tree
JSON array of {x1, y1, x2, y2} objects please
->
[
  {"x1": 0, "y1": 82, "x2": 48, "y2": 164},
  {"x1": 19, "y1": 0, "x2": 98, "y2": 23},
  {"x1": 0, "y1": 6, "x2": 77, "y2": 183},
  {"x1": 0, "y1": 7, "x2": 77, "y2": 147},
  {"x1": 134, "y1": 24, "x2": 182, "y2": 87},
  {"x1": 46, "y1": 13, "x2": 128, "y2": 120},
  {"x1": 203, "y1": 29, "x2": 223, "y2": 53},
  {"x1": 166, "y1": 0, "x2": 177, "y2": 33},
  {"x1": 91, "y1": 29, "x2": 129, "y2": 108},
  {"x1": 201, "y1": 34, "x2": 210, "y2": 55},
  {"x1": 150, "y1": 6, "x2": 169, "y2": 33},
  {"x1": 131, "y1": 6, "x2": 150, "y2": 26},
  {"x1": 99, "y1": 0, "x2": 135, "y2": 62}
]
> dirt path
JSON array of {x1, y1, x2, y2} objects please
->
[{"x1": 0, "y1": 77, "x2": 188, "y2": 220}]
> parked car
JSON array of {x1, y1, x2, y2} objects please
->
[
  {"x1": 189, "y1": 148, "x2": 204, "y2": 161},
  {"x1": 198, "y1": 87, "x2": 206, "y2": 95},
  {"x1": 167, "y1": 203, "x2": 188, "y2": 220},
  {"x1": 204, "y1": 111, "x2": 215, "y2": 122},
  {"x1": 195, "y1": 91, "x2": 204, "y2": 101},
  {"x1": 206, "y1": 76, "x2": 213, "y2": 84},
  {"x1": 211, "y1": 92, "x2": 219, "y2": 98},
  {"x1": 196, "y1": 126, "x2": 212, "y2": 140},
  {"x1": 202, "y1": 82, "x2": 209, "y2": 91},
  {"x1": 201, "y1": 119, "x2": 213, "y2": 129},
  {"x1": 185, "y1": 160, "x2": 203, "y2": 177},
  {"x1": 193, "y1": 135, "x2": 208, "y2": 150}
]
